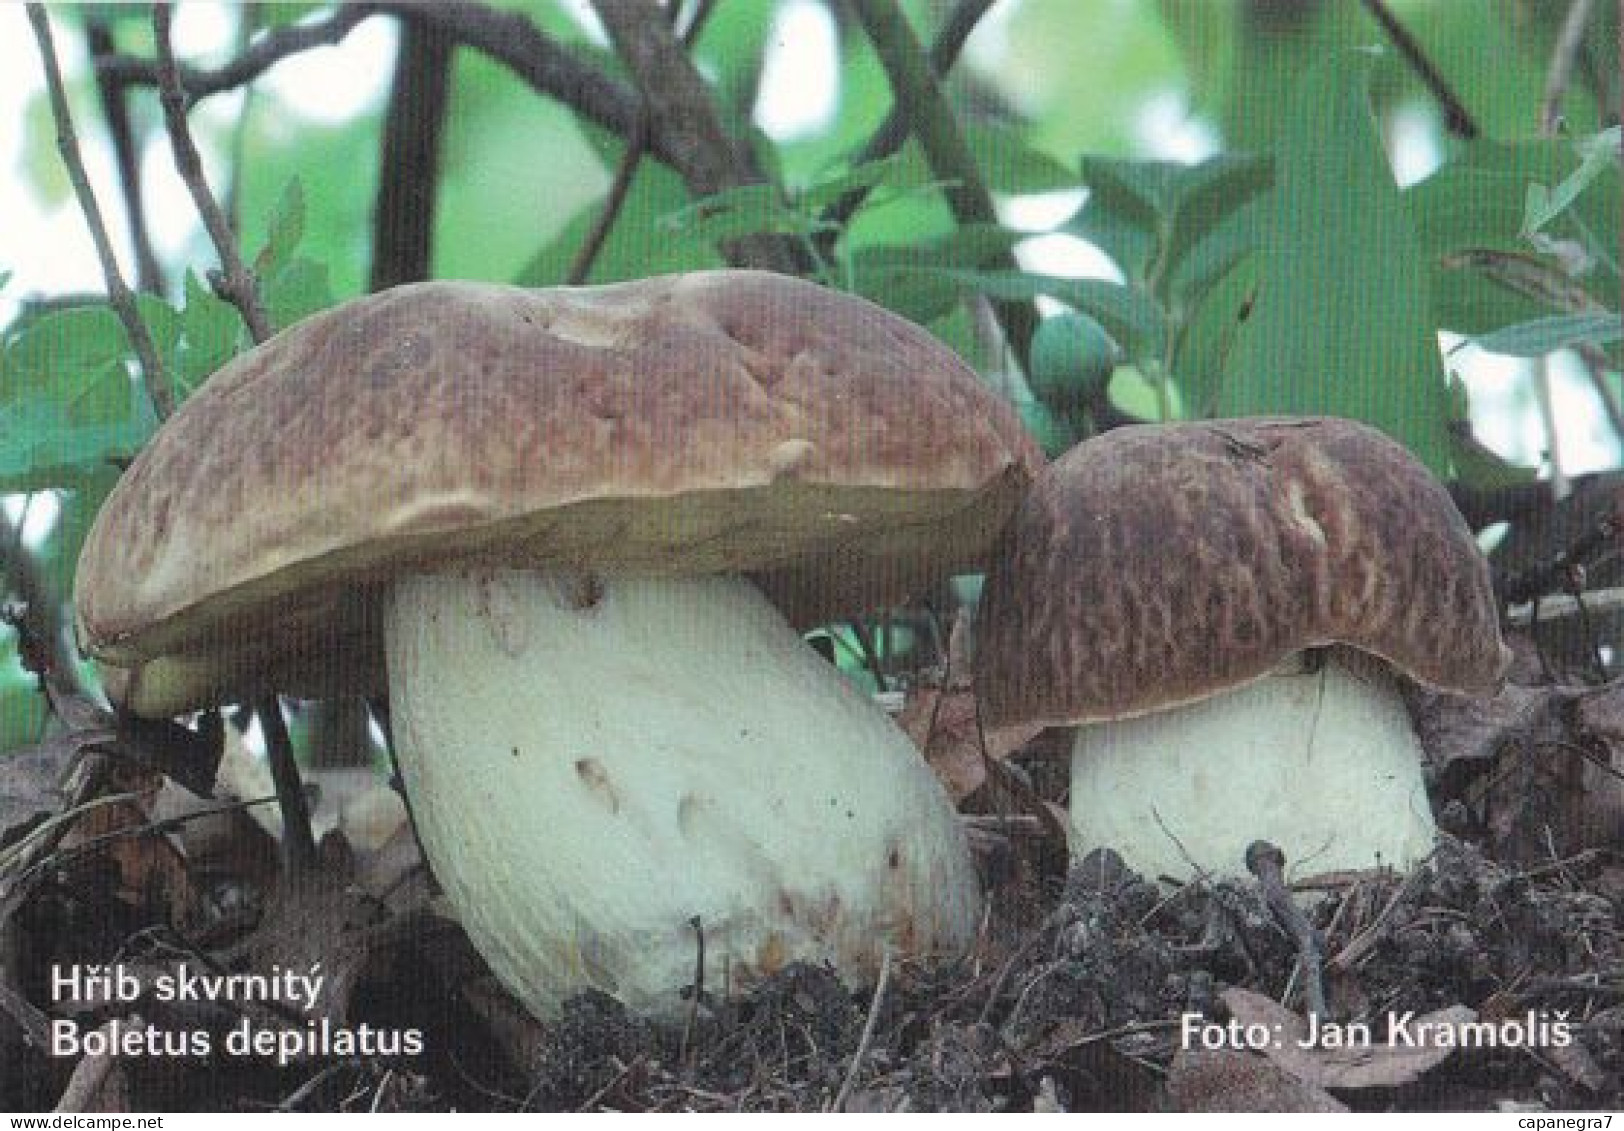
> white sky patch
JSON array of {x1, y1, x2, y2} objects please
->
[
  {"x1": 255, "y1": 15, "x2": 395, "y2": 126},
  {"x1": 1, "y1": 491, "x2": 62, "y2": 550},
  {"x1": 1388, "y1": 100, "x2": 1443, "y2": 187},
  {"x1": 754, "y1": 0, "x2": 839, "y2": 142},
  {"x1": 1447, "y1": 335, "x2": 1619, "y2": 475},
  {"x1": 0, "y1": 6, "x2": 394, "y2": 325},
  {"x1": 999, "y1": 188, "x2": 1084, "y2": 232},
  {"x1": 1134, "y1": 89, "x2": 1219, "y2": 164}
]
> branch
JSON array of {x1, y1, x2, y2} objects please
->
[
  {"x1": 1358, "y1": 0, "x2": 1480, "y2": 139},
  {"x1": 566, "y1": 0, "x2": 719, "y2": 285},
  {"x1": 369, "y1": 12, "x2": 455, "y2": 290},
  {"x1": 152, "y1": 3, "x2": 274, "y2": 343},
  {"x1": 1542, "y1": 0, "x2": 1596, "y2": 133},
  {"x1": 590, "y1": 0, "x2": 806, "y2": 274},
  {"x1": 97, "y1": 5, "x2": 371, "y2": 99},
  {"x1": 845, "y1": 0, "x2": 1036, "y2": 369},
  {"x1": 816, "y1": 0, "x2": 999, "y2": 248},
  {"x1": 84, "y1": 17, "x2": 163, "y2": 294},
  {"x1": 25, "y1": 3, "x2": 173, "y2": 420}
]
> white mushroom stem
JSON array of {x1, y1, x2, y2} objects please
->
[
  {"x1": 384, "y1": 569, "x2": 981, "y2": 1018},
  {"x1": 1066, "y1": 651, "x2": 1437, "y2": 882}
]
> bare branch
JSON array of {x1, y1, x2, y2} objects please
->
[
  {"x1": 152, "y1": 2, "x2": 274, "y2": 343},
  {"x1": 1542, "y1": 0, "x2": 1596, "y2": 133},
  {"x1": 84, "y1": 17, "x2": 163, "y2": 294},
  {"x1": 1358, "y1": 0, "x2": 1480, "y2": 139},
  {"x1": 97, "y1": 5, "x2": 371, "y2": 99},
  {"x1": 817, "y1": 0, "x2": 999, "y2": 246},
  {"x1": 591, "y1": 0, "x2": 805, "y2": 274},
  {"x1": 96, "y1": 3, "x2": 697, "y2": 174},
  {"x1": 25, "y1": 4, "x2": 173, "y2": 420},
  {"x1": 566, "y1": 0, "x2": 719, "y2": 285}
]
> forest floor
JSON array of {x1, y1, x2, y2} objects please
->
[{"x1": 2, "y1": 637, "x2": 1621, "y2": 1113}]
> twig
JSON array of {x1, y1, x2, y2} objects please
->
[
  {"x1": 98, "y1": 6, "x2": 370, "y2": 98},
  {"x1": 1358, "y1": 0, "x2": 1479, "y2": 139},
  {"x1": 152, "y1": 3, "x2": 273, "y2": 342},
  {"x1": 1542, "y1": 0, "x2": 1596, "y2": 133},
  {"x1": 1245, "y1": 840, "x2": 1328, "y2": 1025},
  {"x1": 256, "y1": 694, "x2": 317, "y2": 874},
  {"x1": 96, "y1": 2, "x2": 748, "y2": 199},
  {"x1": 566, "y1": 1, "x2": 715, "y2": 285},
  {"x1": 1509, "y1": 586, "x2": 1624, "y2": 625},
  {"x1": 25, "y1": 4, "x2": 173, "y2": 420},
  {"x1": 567, "y1": 114, "x2": 650, "y2": 286},
  {"x1": 680, "y1": 914, "x2": 705, "y2": 1068},
  {"x1": 831, "y1": 946, "x2": 892, "y2": 1112},
  {"x1": 816, "y1": 0, "x2": 999, "y2": 252},
  {"x1": 84, "y1": 17, "x2": 162, "y2": 294},
  {"x1": 844, "y1": 0, "x2": 1036, "y2": 371},
  {"x1": 590, "y1": 0, "x2": 805, "y2": 275}
]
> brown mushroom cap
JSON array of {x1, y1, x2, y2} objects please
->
[
  {"x1": 974, "y1": 417, "x2": 1509, "y2": 729},
  {"x1": 77, "y1": 271, "x2": 1041, "y2": 716}
]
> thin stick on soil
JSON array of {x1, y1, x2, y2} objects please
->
[
  {"x1": 1245, "y1": 840, "x2": 1328, "y2": 1024},
  {"x1": 680, "y1": 915, "x2": 705, "y2": 1067},
  {"x1": 831, "y1": 946, "x2": 892, "y2": 1112}
]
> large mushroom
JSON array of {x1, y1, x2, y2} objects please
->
[
  {"x1": 974, "y1": 417, "x2": 1509, "y2": 882},
  {"x1": 75, "y1": 271, "x2": 1042, "y2": 1016}
]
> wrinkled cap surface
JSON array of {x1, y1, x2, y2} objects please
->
[
  {"x1": 974, "y1": 417, "x2": 1509, "y2": 729},
  {"x1": 77, "y1": 271, "x2": 1041, "y2": 716}
]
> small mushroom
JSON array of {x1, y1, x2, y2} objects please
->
[
  {"x1": 75, "y1": 271, "x2": 1043, "y2": 1015},
  {"x1": 974, "y1": 417, "x2": 1509, "y2": 881}
]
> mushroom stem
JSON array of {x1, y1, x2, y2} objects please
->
[
  {"x1": 1066, "y1": 650, "x2": 1437, "y2": 883},
  {"x1": 383, "y1": 568, "x2": 981, "y2": 1017}
]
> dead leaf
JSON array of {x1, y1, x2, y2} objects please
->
[
  {"x1": 897, "y1": 682, "x2": 1044, "y2": 802},
  {"x1": 1405, "y1": 679, "x2": 1565, "y2": 769},
  {"x1": 0, "y1": 735, "x2": 82, "y2": 850},
  {"x1": 1221, "y1": 987, "x2": 1476, "y2": 1090},
  {"x1": 1165, "y1": 1048, "x2": 1348, "y2": 1112}
]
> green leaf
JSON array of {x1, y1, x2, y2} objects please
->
[
  {"x1": 513, "y1": 162, "x2": 724, "y2": 287},
  {"x1": 662, "y1": 182, "x2": 814, "y2": 245},
  {"x1": 932, "y1": 268, "x2": 1167, "y2": 364},
  {"x1": 0, "y1": 397, "x2": 152, "y2": 494},
  {"x1": 842, "y1": 224, "x2": 1025, "y2": 323},
  {"x1": 1522, "y1": 126, "x2": 1621, "y2": 236},
  {"x1": 1014, "y1": 397, "x2": 1077, "y2": 459},
  {"x1": 1171, "y1": 253, "x2": 1260, "y2": 417},
  {"x1": 1471, "y1": 312, "x2": 1622, "y2": 357},
  {"x1": 5, "y1": 306, "x2": 130, "y2": 390},
  {"x1": 964, "y1": 122, "x2": 1078, "y2": 195},
  {"x1": 262, "y1": 256, "x2": 334, "y2": 332},
  {"x1": 1406, "y1": 136, "x2": 1620, "y2": 334},
  {"x1": 1217, "y1": 50, "x2": 1452, "y2": 475},
  {"x1": 173, "y1": 272, "x2": 245, "y2": 397},
  {"x1": 255, "y1": 177, "x2": 307, "y2": 278},
  {"x1": 1161, "y1": 154, "x2": 1272, "y2": 302}
]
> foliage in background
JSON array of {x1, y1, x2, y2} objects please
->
[{"x1": 0, "y1": 0, "x2": 1619, "y2": 750}]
